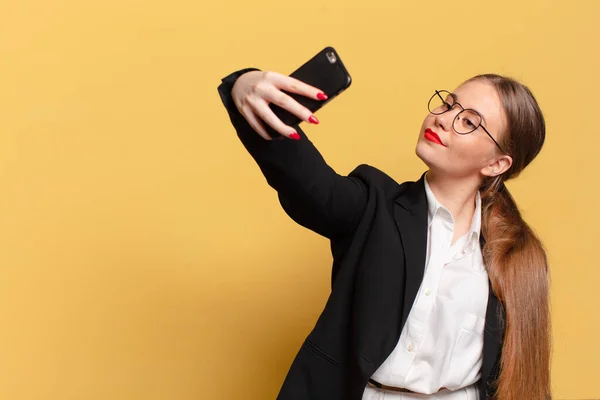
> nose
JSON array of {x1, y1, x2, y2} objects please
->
[
  {"x1": 435, "y1": 108, "x2": 461, "y2": 133},
  {"x1": 435, "y1": 113, "x2": 451, "y2": 132}
]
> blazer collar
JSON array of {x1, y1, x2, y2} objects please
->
[{"x1": 395, "y1": 172, "x2": 428, "y2": 212}]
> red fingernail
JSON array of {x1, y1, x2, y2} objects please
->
[
  {"x1": 308, "y1": 115, "x2": 319, "y2": 124},
  {"x1": 289, "y1": 132, "x2": 301, "y2": 141},
  {"x1": 317, "y1": 92, "x2": 328, "y2": 101}
]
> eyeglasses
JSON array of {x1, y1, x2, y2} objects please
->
[{"x1": 428, "y1": 90, "x2": 505, "y2": 153}]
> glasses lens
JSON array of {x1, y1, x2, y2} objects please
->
[
  {"x1": 428, "y1": 91, "x2": 454, "y2": 115},
  {"x1": 454, "y1": 109, "x2": 482, "y2": 134}
]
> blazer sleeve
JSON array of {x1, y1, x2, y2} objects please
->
[{"x1": 217, "y1": 68, "x2": 367, "y2": 238}]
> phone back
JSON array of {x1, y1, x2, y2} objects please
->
[{"x1": 271, "y1": 47, "x2": 352, "y2": 128}]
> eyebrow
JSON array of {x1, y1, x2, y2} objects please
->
[{"x1": 451, "y1": 92, "x2": 488, "y2": 126}]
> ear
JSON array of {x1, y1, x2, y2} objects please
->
[{"x1": 481, "y1": 154, "x2": 513, "y2": 177}]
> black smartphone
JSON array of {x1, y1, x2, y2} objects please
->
[{"x1": 268, "y1": 46, "x2": 352, "y2": 135}]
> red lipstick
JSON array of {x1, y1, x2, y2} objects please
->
[{"x1": 424, "y1": 128, "x2": 446, "y2": 147}]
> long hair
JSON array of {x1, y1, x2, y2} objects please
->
[{"x1": 467, "y1": 74, "x2": 551, "y2": 399}]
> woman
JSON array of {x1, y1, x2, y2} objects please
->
[{"x1": 217, "y1": 66, "x2": 551, "y2": 400}]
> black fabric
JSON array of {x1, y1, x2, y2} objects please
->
[{"x1": 218, "y1": 69, "x2": 505, "y2": 400}]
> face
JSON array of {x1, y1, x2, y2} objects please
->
[{"x1": 415, "y1": 80, "x2": 512, "y2": 180}]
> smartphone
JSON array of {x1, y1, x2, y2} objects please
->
[{"x1": 268, "y1": 46, "x2": 352, "y2": 135}]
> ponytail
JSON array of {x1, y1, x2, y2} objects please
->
[{"x1": 480, "y1": 177, "x2": 551, "y2": 399}]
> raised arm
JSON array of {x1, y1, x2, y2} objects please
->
[{"x1": 218, "y1": 68, "x2": 366, "y2": 238}]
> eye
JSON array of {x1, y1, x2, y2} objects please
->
[
  {"x1": 464, "y1": 118, "x2": 476, "y2": 128},
  {"x1": 443, "y1": 101, "x2": 453, "y2": 111}
]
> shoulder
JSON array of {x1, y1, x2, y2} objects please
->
[{"x1": 348, "y1": 164, "x2": 422, "y2": 200}]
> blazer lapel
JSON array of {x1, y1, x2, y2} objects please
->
[
  {"x1": 482, "y1": 284, "x2": 503, "y2": 381},
  {"x1": 393, "y1": 173, "x2": 429, "y2": 328},
  {"x1": 479, "y1": 237, "x2": 505, "y2": 388}
]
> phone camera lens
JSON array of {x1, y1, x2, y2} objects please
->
[{"x1": 326, "y1": 51, "x2": 337, "y2": 64}]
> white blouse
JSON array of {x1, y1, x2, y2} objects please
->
[{"x1": 368, "y1": 175, "x2": 489, "y2": 398}]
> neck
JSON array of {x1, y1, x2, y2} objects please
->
[{"x1": 425, "y1": 170, "x2": 481, "y2": 225}]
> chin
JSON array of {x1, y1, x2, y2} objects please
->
[
  {"x1": 416, "y1": 141, "x2": 454, "y2": 176},
  {"x1": 415, "y1": 140, "x2": 435, "y2": 168}
]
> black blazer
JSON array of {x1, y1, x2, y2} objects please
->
[{"x1": 218, "y1": 69, "x2": 505, "y2": 400}]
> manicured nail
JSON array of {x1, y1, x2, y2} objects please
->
[
  {"x1": 308, "y1": 115, "x2": 319, "y2": 124},
  {"x1": 289, "y1": 132, "x2": 301, "y2": 141},
  {"x1": 317, "y1": 92, "x2": 328, "y2": 101}
]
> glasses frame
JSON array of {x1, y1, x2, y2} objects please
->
[{"x1": 428, "y1": 90, "x2": 505, "y2": 154}]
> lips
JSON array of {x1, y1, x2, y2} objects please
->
[{"x1": 424, "y1": 128, "x2": 445, "y2": 146}]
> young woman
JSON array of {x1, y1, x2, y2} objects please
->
[{"x1": 217, "y1": 67, "x2": 551, "y2": 400}]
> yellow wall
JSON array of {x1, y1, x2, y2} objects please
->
[{"x1": 0, "y1": 0, "x2": 598, "y2": 398}]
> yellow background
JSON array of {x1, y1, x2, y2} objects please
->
[{"x1": 0, "y1": 0, "x2": 598, "y2": 399}]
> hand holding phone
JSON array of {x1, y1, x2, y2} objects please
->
[
  {"x1": 270, "y1": 47, "x2": 352, "y2": 130},
  {"x1": 231, "y1": 47, "x2": 352, "y2": 140}
]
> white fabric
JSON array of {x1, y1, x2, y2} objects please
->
[
  {"x1": 362, "y1": 381, "x2": 479, "y2": 400},
  {"x1": 365, "y1": 174, "x2": 489, "y2": 399}
]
